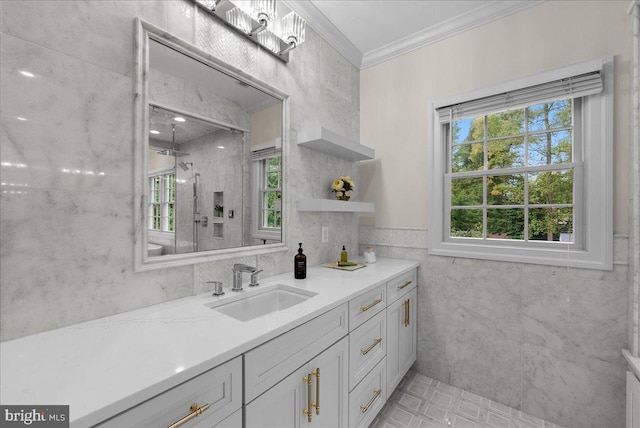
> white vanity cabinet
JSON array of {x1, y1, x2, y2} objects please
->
[
  {"x1": 245, "y1": 336, "x2": 349, "y2": 428},
  {"x1": 96, "y1": 356, "x2": 242, "y2": 428},
  {"x1": 386, "y1": 269, "x2": 417, "y2": 393}
]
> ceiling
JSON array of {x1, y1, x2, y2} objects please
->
[{"x1": 284, "y1": 0, "x2": 541, "y2": 69}]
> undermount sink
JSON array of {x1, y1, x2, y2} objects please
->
[{"x1": 205, "y1": 284, "x2": 317, "y2": 322}]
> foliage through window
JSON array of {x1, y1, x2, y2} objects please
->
[
  {"x1": 448, "y1": 99, "x2": 576, "y2": 243},
  {"x1": 148, "y1": 172, "x2": 175, "y2": 232}
]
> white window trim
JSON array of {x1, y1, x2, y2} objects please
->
[{"x1": 428, "y1": 56, "x2": 613, "y2": 270}]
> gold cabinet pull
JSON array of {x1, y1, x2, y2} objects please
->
[
  {"x1": 403, "y1": 299, "x2": 410, "y2": 327},
  {"x1": 167, "y1": 403, "x2": 210, "y2": 428},
  {"x1": 312, "y1": 368, "x2": 320, "y2": 415},
  {"x1": 360, "y1": 389, "x2": 381, "y2": 413},
  {"x1": 360, "y1": 298, "x2": 382, "y2": 312},
  {"x1": 361, "y1": 338, "x2": 382, "y2": 355},
  {"x1": 303, "y1": 373, "x2": 313, "y2": 422},
  {"x1": 397, "y1": 280, "x2": 413, "y2": 290}
]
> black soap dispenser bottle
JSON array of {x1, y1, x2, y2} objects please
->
[{"x1": 294, "y1": 242, "x2": 307, "y2": 279}]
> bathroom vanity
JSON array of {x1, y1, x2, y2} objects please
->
[{"x1": 0, "y1": 258, "x2": 418, "y2": 428}]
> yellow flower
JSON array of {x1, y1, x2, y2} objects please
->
[{"x1": 332, "y1": 179, "x2": 345, "y2": 191}]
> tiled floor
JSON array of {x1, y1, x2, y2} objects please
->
[{"x1": 370, "y1": 371, "x2": 563, "y2": 428}]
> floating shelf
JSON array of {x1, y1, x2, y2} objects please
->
[
  {"x1": 297, "y1": 127, "x2": 375, "y2": 161},
  {"x1": 297, "y1": 198, "x2": 375, "y2": 213}
]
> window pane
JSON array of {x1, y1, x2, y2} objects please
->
[
  {"x1": 528, "y1": 130, "x2": 572, "y2": 166},
  {"x1": 450, "y1": 208, "x2": 482, "y2": 238},
  {"x1": 451, "y1": 177, "x2": 483, "y2": 206},
  {"x1": 488, "y1": 137, "x2": 524, "y2": 169},
  {"x1": 487, "y1": 109, "x2": 524, "y2": 138},
  {"x1": 268, "y1": 156, "x2": 280, "y2": 171},
  {"x1": 528, "y1": 170, "x2": 573, "y2": 205},
  {"x1": 527, "y1": 100, "x2": 571, "y2": 132},
  {"x1": 487, "y1": 208, "x2": 524, "y2": 240},
  {"x1": 529, "y1": 207, "x2": 573, "y2": 241},
  {"x1": 452, "y1": 117, "x2": 476, "y2": 144},
  {"x1": 267, "y1": 172, "x2": 279, "y2": 189},
  {"x1": 487, "y1": 174, "x2": 524, "y2": 205},
  {"x1": 451, "y1": 143, "x2": 484, "y2": 173}
]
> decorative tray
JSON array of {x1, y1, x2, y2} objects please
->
[{"x1": 322, "y1": 262, "x2": 367, "y2": 271}]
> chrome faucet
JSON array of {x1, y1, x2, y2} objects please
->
[{"x1": 232, "y1": 264, "x2": 257, "y2": 292}]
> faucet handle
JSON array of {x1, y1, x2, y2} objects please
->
[{"x1": 249, "y1": 270, "x2": 264, "y2": 287}]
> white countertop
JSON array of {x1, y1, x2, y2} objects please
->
[{"x1": 0, "y1": 258, "x2": 418, "y2": 427}]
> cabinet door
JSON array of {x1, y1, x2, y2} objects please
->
[
  {"x1": 245, "y1": 365, "x2": 307, "y2": 428},
  {"x1": 308, "y1": 336, "x2": 349, "y2": 428},
  {"x1": 246, "y1": 337, "x2": 349, "y2": 428},
  {"x1": 386, "y1": 288, "x2": 417, "y2": 394}
]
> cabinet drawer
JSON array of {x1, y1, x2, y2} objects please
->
[
  {"x1": 348, "y1": 357, "x2": 386, "y2": 428},
  {"x1": 245, "y1": 303, "x2": 348, "y2": 403},
  {"x1": 349, "y1": 311, "x2": 386, "y2": 391},
  {"x1": 97, "y1": 356, "x2": 242, "y2": 428},
  {"x1": 349, "y1": 285, "x2": 385, "y2": 331},
  {"x1": 386, "y1": 269, "x2": 417, "y2": 304}
]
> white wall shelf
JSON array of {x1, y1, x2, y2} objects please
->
[
  {"x1": 297, "y1": 127, "x2": 375, "y2": 161},
  {"x1": 297, "y1": 198, "x2": 374, "y2": 213}
]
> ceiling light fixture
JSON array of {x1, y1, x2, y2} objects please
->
[
  {"x1": 19, "y1": 70, "x2": 34, "y2": 78},
  {"x1": 194, "y1": 0, "x2": 306, "y2": 62},
  {"x1": 149, "y1": 129, "x2": 160, "y2": 135},
  {"x1": 174, "y1": 116, "x2": 186, "y2": 122}
]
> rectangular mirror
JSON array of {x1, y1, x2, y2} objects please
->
[{"x1": 135, "y1": 19, "x2": 287, "y2": 270}]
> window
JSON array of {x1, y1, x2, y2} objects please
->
[
  {"x1": 252, "y1": 147, "x2": 282, "y2": 241},
  {"x1": 429, "y1": 57, "x2": 613, "y2": 270},
  {"x1": 148, "y1": 172, "x2": 175, "y2": 232}
]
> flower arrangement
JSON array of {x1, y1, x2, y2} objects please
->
[{"x1": 331, "y1": 176, "x2": 355, "y2": 201}]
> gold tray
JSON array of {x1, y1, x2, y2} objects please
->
[{"x1": 322, "y1": 262, "x2": 366, "y2": 271}]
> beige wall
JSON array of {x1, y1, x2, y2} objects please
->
[{"x1": 360, "y1": 0, "x2": 631, "y2": 233}]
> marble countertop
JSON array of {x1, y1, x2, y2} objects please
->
[{"x1": 0, "y1": 258, "x2": 418, "y2": 427}]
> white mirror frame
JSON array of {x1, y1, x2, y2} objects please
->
[{"x1": 134, "y1": 18, "x2": 289, "y2": 271}]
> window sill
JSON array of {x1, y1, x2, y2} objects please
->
[{"x1": 428, "y1": 239, "x2": 612, "y2": 271}]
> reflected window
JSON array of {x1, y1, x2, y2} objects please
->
[
  {"x1": 148, "y1": 172, "x2": 175, "y2": 233},
  {"x1": 252, "y1": 148, "x2": 281, "y2": 242}
]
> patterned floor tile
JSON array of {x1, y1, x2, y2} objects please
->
[{"x1": 370, "y1": 371, "x2": 563, "y2": 428}]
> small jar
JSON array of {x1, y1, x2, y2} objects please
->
[{"x1": 363, "y1": 247, "x2": 376, "y2": 264}]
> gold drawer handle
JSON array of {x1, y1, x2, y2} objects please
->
[
  {"x1": 360, "y1": 298, "x2": 382, "y2": 312},
  {"x1": 360, "y1": 389, "x2": 381, "y2": 413},
  {"x1": 397, "y1": 280, "x2": 413, "y2": 290},
  {"x1": 167, "y1": 403, "x2": 210, "y2": 428},
  {"x1": 361, "y1": 338, "x2": 382, "y2": 355}
]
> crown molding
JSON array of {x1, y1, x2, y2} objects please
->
[
  {"x1": 281, "y1": 0, "x2": 363, "y2": 68},
  {"x1": 361, "y1": 0, "x2": 544, "y2": 69},
  {"x1": 286, "y1": 0, "x2": 544, "y2": 70}
]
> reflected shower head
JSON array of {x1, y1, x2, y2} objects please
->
[{"x1": 178, "y1": 161, "x2": 192, "y2": 171}]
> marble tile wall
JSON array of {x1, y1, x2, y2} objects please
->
[
  {"x1": 360, "y1": 226, "x2": 630, "y2": 428},
  {"x1": 0, "y1": 1, "x2": 361, "y2": 341}
]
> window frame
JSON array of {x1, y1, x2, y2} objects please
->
[{"x1": 428, "y1": 56, "x2": 613, "y2": 270}]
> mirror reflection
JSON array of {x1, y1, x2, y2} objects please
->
[{"x1": 146, "y1": 39, "x2": 283, "y2": 258}]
